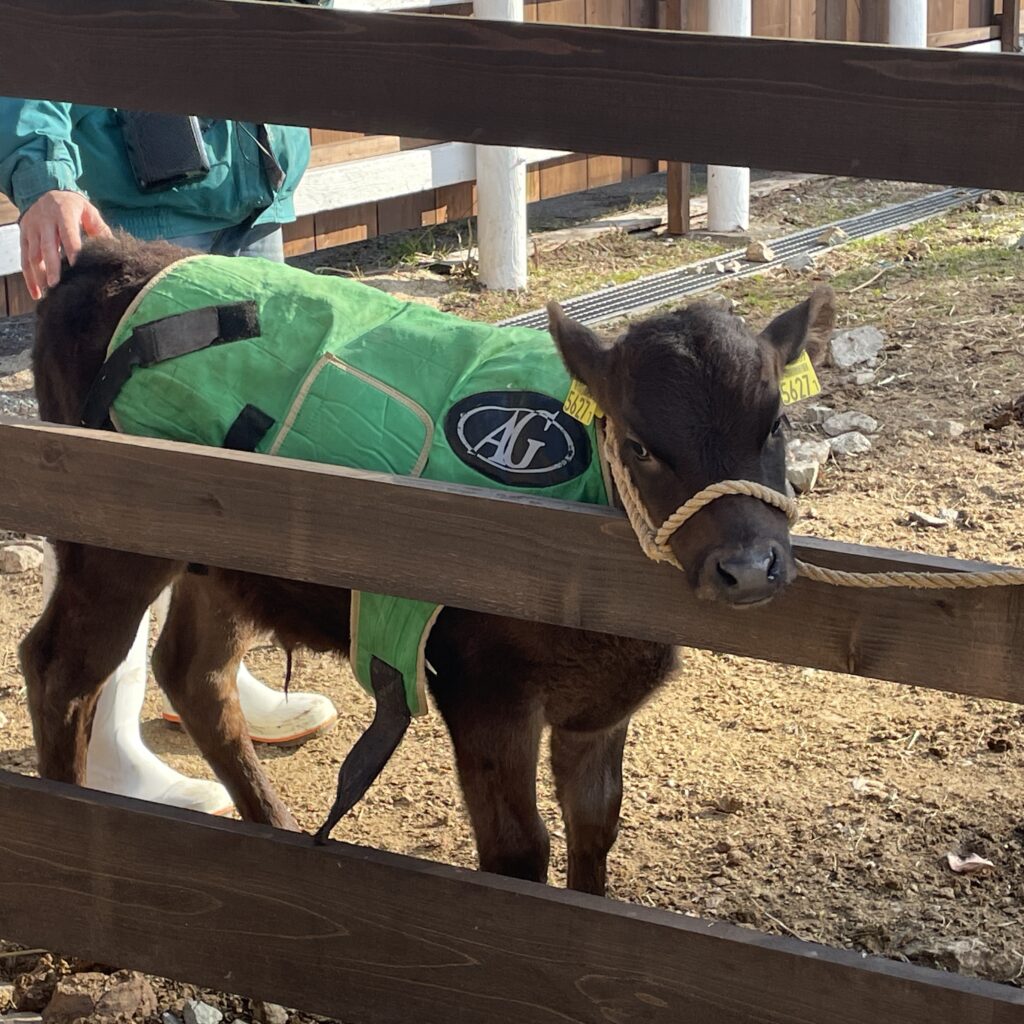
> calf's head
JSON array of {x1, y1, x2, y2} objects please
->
[{"x1": 549, "y1": 286, "x2": 835, "y2": 607}]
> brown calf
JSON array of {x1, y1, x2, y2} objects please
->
[{"x1": 21, "y1": 235, "x2": 834, "y2": 894}]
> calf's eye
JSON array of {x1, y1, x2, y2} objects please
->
[
  {"x1": 770, "y1": 418, "x2": 783, "y2": 437},
  {"x1": 628, "y1": 439, "x2": 651, "y2": 461}
]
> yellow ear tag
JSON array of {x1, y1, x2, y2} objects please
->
[
  {"x1": 563, "y1": 378, "x2": 603, "y2": 425},
  {"x1": 780, "y1": 351, "x2": 821, "y2": 406}
]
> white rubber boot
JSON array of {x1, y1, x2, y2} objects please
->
[
  {"x1": 162, "y1": 659, "x2": 338, "y2": 745},
  {"x1": 152, "y1": 585, "x2": 338, "y2": 745},
  {"x1": 41, "y1": 545, "x2": 233, "y2": 815}
]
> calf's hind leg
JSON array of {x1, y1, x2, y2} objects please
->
[
  {"x1": 550, "y1": 722, "x2": 629, "y2": 896},
  {"x1": 20, "y1": 542, "x2": 180, "y2": 784},
  {"x1": 152, "y1": 574, "x2": 298, "y2": 830}
]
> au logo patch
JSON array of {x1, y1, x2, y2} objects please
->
[{"x1": 444, "y1": 390, "x2": 592, "y2": 488}]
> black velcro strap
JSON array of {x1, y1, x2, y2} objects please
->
[
  {"x1": 82, "y1": 301, "x2": 260, "y2": 429},
  {"x1": 223, "y1": 404, "x2": 275, "y2": 452}
]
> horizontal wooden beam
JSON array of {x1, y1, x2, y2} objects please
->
[
  {"x1": 2, "y1": 419, "x2": 1024, "y2": 704},
  {"x1": 0, "y1": 0, "x2": 1023, "y2": 189},
  {"x1": 929, "y1": 25, "x2": 1000, "y2": 47},
  {"x1": 1, "y1": 771, "x2": 1019, "y2": 1024}
]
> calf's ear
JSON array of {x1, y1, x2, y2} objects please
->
[
  {"x1": 759, "y1": 284, "x2": 836, "y2": 369},
  {"x1": 547, "y1": 302, "x2": 614, "y2": 387}
]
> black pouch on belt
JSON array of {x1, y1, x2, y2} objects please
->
[{"x1": 118, "y1": 111, "x2": 211, "y2": 193}]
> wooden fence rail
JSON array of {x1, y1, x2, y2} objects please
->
[
  {"x1": 3, "y1": 419, "x2": 1024, "y2": 706},
  {"x1": 2, "y1": 771, "x2": 1021, "y2": 1024},
  {"x1": 0, "y1": 0, "x2": 1023, "y2": 190}
]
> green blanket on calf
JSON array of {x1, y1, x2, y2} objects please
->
[{"x1": 99, "y1": 254, "x2": 611, "y2": 714}]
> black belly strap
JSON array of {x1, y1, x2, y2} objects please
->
[{"x1": 314, "y1": 657, "x2": 412, "y2": 845}]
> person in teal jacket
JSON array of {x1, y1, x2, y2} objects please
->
[
  {"x1": 0, "y1": 104, "x2": 311, "y2": 297},
  {"x1": 0, "y1": 90, "x2": 339, "y2": 815}
]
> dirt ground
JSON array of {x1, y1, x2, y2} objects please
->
[{"x1": 2, "y1": 176, "x2": 1024, "y2": 1019}]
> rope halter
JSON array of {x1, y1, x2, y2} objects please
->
[
  {"x1": 600, "y1": 417, "x2": 1024, "y2": 590},
  {"x1": 600, "y1": 418, "x2": 799, "y2": 573}
]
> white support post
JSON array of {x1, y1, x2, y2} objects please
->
[
  {"x1": 888, "y1": 0, "x2": 928, "y2": 48},
  {"x1": 474, "y1": 0, "x2": 528, "y2": 290},
  {"x1": 706, "y1": 0, "x2": 751, "y2": 234}
]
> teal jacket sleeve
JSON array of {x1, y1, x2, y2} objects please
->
[{"x1": 0, "y1": 99, "x2": 85, "y2": 213}]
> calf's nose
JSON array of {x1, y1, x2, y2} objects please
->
[{"x1": 714, "y1": 544, "x2": 783, "y2": 604}]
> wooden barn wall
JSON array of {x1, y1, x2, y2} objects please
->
[{"x1": 0, "y1": 0, "x2": 1005, "y2": 309}]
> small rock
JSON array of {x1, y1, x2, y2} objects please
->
[
  {"x1": 822, "y1": 411, "x2": 879, "y2": 437},
  {"x1": 745, "y1": 239, "x2": 776, "y2": 263},
  {"x1": 802, "y1": 404, "x2": 834, "y2": 426},
  {"x1": 43, "y1": 972, "x2": 155, "y2": 1024},
  {"x1": 787, "y1": 437, "x2": 832, "y2": 466},
  {"x1": 906, "y1": 936, "x2": 1021, "y2": 981},
  {"x1": 977, "y1": 212, "x2": 1000, "y2": 224},
  {"x1": 829, "y1": 326, "x2": 885, "y2": 369},
  {"x1": 909, "y1": 511, "x2": 949, "y2": 529},
  {"x1": 827, "y1": 431, "x2": 872, "y2": 457},
  {"x1": 0, "y1": 544, "x2": 43, "y2": 574},
  {"x1": 0, "y1": 710, "x2": 7, "y2": 730},
  {"x1": 699, "y1": 292, "x2": 737, "y2": 313},
  {"x1": 786, "y1": 459, "x2": 819, "y2": 494},
  {"x1": 253, "y1": 1004, "x2": 288, "y2": 1024},
  {"x1": 853, "y1": 370, "x2": 876, "y2": 386},
  {"x1": 997, "y1": 234, "x2": 1019, "y2": 249},
  {"x1": 784, "y1": 252, "x2": 816, "y2": 273},
  {"x1": 183, "y1": 1001, "x2": 223, "y2": 1024},
  {"x1": 162, "y1": 1014, "x2": 183, "y2": 1024},
  {"x1": 0, "y1": 985, "x2": 15, "y2": 1013},
  {"x1": 714, "y1": 259, "x2": 742, "y2": 274},
  {"x1": 818, "y1": 225, "x2": 849, "y2": 246},
  {"x1": 13, "y1": 969, "x2": 57, "y2": 1014},
  {"x1": 919, "y1": 418, "x2": 965, "y2": 439},
  {"x1": 989, "y1": 190, "x2": 1009, "y2": 205},
  {"x1": 42, "y1": 970, "x2": 154, "y2": 1019},
  {"x1": 985, "y1": 409, "x2": 1015, "y2": 431}
]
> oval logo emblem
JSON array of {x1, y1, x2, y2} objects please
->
[{"x1": 444, "y1": 390, "x2": 592, "y2": 488}]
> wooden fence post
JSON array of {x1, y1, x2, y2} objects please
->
[
  {"x1": 474, "y1": 0, "x2": 528, "y2": 290},
  {"x1": 706, "y1": 0, "x2": 750, "y2": 232},
  {"x1": 888, "y1": 0, "x2": 928, "y2": 47},
  {"x1": 1003, "y1": 0, "x2": 1022, "y2": 52},
  {"x1": 664, "y1": 0, "x2": 690, "y2": 235}
]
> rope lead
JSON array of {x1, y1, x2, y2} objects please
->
[{"x1": 600, "y1": 419, "x2": 1024, "y2": 590}]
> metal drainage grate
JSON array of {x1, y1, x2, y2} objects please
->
[{"x1": 498, "y1": 187, "x2": 985, "y2": 330}]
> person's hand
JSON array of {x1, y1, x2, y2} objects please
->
[{"x1": 19, "y1": 190, "x2": 112, "y2": 300}]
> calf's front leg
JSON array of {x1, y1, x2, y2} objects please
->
[{"x1": 550, "y1": 722, "x2": 629, "y2": 896}]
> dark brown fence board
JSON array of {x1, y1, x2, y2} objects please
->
[
  {"x1": 2, "y1": 419, "x2": 1024, "y2": 704},
  {"x1": 1, "y1": 0, "x2": 1024, "y2": 189},
  {"x1": 1, "y1": 771, "x2": 1020, "y2": 1024}
]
